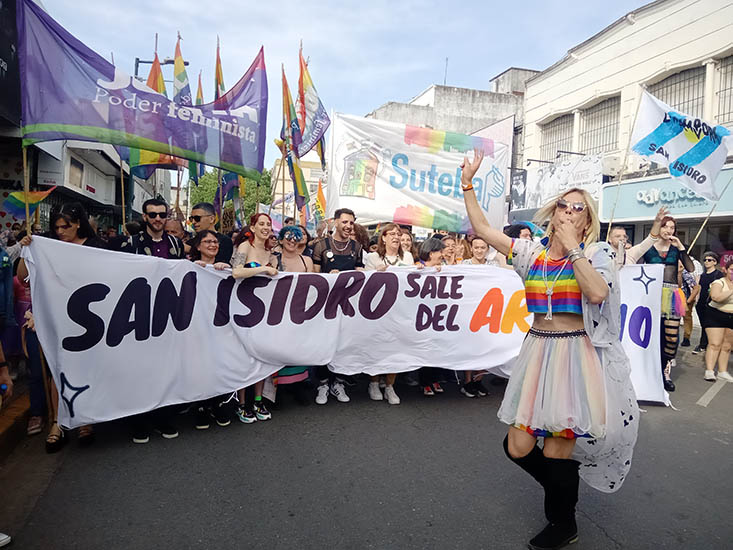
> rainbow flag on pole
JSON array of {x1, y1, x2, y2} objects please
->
[
  {"x1": 173, "y1": 34, "x2": 192, "y2": 106},
  {"x1": 214, "y1": 37, "x2": 226, "y2": 101},
  {"x1": 314, "y1": 178, "x2": 327, "y2": 223},
  {"x1": 3, "y1": 186, "x2": 56, "y2": 219},
  {"x1": 281, "y1": 66, "x2": 308, "y2": 209},
  {"x1": 296, "y1": 45, "x2": 330, "y2": 162}
]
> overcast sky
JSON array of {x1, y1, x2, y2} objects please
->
[{"x1": 43, "y1": 0, "x2": 648, "y2": 168}]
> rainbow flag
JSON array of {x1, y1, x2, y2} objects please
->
[
  {"x1": 173, "y1": 35, "x2": 192, "y2": 106},
  {"x1": 129, "y1": 51, "x2": 185, "y2": 174},
  {"x1": 189, "y1": 71, "x2": 206, "y2": 185},
  {"x1": 281, "y1": 66, "x2": 308, "y2": 209},
  {"x1": 314, "y1": 178, "x2": 326, "y2": 223},
  {"x1": 3, "y1": 186, "x2": 56, "y2": 219},
  {"x1": 214, "y1": 37, "x2": 226, "y2": 101},
  {"x1": 296, "y1": 45, "x2": 330, "y2": 160}
]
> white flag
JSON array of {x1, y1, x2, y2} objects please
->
[{"x1": 630, "y1": 90, "x2": 732, "y2": 201}]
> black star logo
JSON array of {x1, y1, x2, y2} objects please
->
[
  {"x1": 632, "y1": 265, "x2": 656, "y2": 295},
  {"x1": 59, "y1": 372, "x2": 90, "y2": 419}
]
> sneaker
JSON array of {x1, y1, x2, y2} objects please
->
[
  {"x1": 704, "y1": 370, "x2": 717, "y2": 382},
  {"x1": 460, "y1": 384, "x2": 477, "y2": 398},
  {"x1": 384, "y1": 385, "x2": 400, "y2": 405},
  {"x1": 474, "y1": 381, "x2": 488, "y2": 397},
  {"x1": 681, "y1": 338, "x2": 691, "y2": 347},
  {"x1": 253, "y1": 401, "x2": 272, "y2": 421},
  {"x1": 692, "y1": 346, "x2": 703, "y2": 355},
  {"x1": 132, "y1": 427, "x2": 150, "y2": 444},
  {"x1": 195, "y1": 407, "x2": 210, "y2": 430},
  {"x1": 315, "y1": 383, "x2": 329, "y2": 405},
  {"x1": 368, "y1": 381, "x2": 383, "y2": 401},
  {"x1": 718, "y1": 371, "x2": 733, "y2": 383},
  {"x1": 155, "y1": 423, "x2": 179, "y2": 439},
  {"x1": 402, "y1": 372, "x2": 419, "y2": 386},
  {"x1": 423, "y1": 385, "x2": 435, "y2": 396},
  {"x1": 0, "y1": 532, "x2": 11, "y2": 547},
  {"x1": 432, "y1": 382, "x2": 444, "y2": 393},
  {"x1": 236, "y1": 406, "x2": 257, "y2": 424},
  {"x1": 330, "y1": 381, "x2": 350, "y2": 403},
  {"x1": 27, "y1": 415, "x2": 44, "y2": 436},
  {"x1": 211, "y1": 403, "x2": 231, "y2": 427}
]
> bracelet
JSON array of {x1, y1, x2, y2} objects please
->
[
  {"x1": 567, "y1": 248, "x2": 584, "y2": 263},
  {"x1": 461, "y1": 183, "x2": 474, "y2": 192},
  {"x1": 650, "y1": 232, "x2": 660, "y2": 239}
]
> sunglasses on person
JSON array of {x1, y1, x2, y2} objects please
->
[
  {"x1": 704, "y1": 258, "x2": 716, "y2": 262},
  {"x1": 146, "y1": 211, "x2": 168, "y2": 219},
  {"x1": 556, "y1": 198, "x2": 587, "y2": 213},
  {"x1": 189, "y1": 215, "x2": 213, "y2": 223}
]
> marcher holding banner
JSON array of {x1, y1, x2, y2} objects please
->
[
  {"x1": 461, "y1": 150, "x2": 639, "y2": 550},
  {"x1": 638, "y1": 216, "x2": 694, "y2": 392}
]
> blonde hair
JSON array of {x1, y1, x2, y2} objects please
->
[{"x1": 533, "y1": 187, "x2": 600, "y2": 246}]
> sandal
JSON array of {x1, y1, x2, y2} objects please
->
[
  {"x1": 77, "y1": 424, "x2": 96, "y2": 447},
  {"x1": 27, "y1": 415, "x2": 44, "y2": 436},
  {"x1": 45, "y1": 422, "x2": 66, "y2": 454}
]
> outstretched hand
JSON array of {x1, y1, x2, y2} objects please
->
[
  {"x1": 460, "y1": 149, "x2": 485, "y2": 187},
  {"x1": 651, "y1": 206, "x2": 669, "y2": 235}
]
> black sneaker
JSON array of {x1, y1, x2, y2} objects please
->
[
  {"x1": 692, "y1": 346, "x2": 704, "y2": 355},
  {"x1": 132, "y1": 427, "x2": 150, "y2": 444},
  {"x1": 474, "y1": 381, "x2": 488, "y2": 397},
  {"x1": 210, "y1": 403, "x2": 231, "y2": 427},
  {"x1": 460, "y1": 384, "x2": 477, "y2": 398},
  {"x1": 154, "y1": 423, "x2": 179, "y2": 439},
  {"x1": 681, "y1": 338, "x2": 691, "y2": 347},
  {"x1": 195, "y1": 407, "x2": 210, "y2": 430},
  {"x1": 253, "y1": 401, "x2": 272, "y2": 421}
]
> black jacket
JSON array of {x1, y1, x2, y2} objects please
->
[{"x1": 120, "y1": 230, "x2": 186, "y2": 259}]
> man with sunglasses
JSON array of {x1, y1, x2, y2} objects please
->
[
  {"x1": 121, "y1": 198, "x2": 186, "y2": 259},
  {"x1": 189, "y1": 202, "x2": 233, "y2": 264},
  {"x1": 121, "y1": 198, "x2": 185, "y2": 443}
]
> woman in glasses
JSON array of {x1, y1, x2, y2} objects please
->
[
  {"x1": 693, "y1": 251, "x2": 723, "y2": 355},
  {"x1": 18, "y1": 202, "x2": 106, "y2": 453},
  {"x1": 231, "y1": 213, "x2": 278, "y2": 424},
  {"x1": 461, "y1": 150, "x2": 638, "y2": 550},
  {"x1": 638, "y1": 215, "x2": 695, "y2": 392},
  {"x1": 363, "y1": 223, "x2": 415, "y2": 405}
]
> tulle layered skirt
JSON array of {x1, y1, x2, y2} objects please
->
[
  {"x1": 661, "y1": 283, "x2": 686, "y2": 319},
  {"x1": 498, "y1": 328, "x2": 606, "y2": 439}
]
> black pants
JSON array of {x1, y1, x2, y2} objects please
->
[
  {"x1": 315, "y1": 365, "x2": 345, "y2": 385},
  {"x1": 419, "y1": 367, "x2": 438, "y2": 387},
  {"x1": 696, "y1": 303, "x2": 709, "y2": 349}
]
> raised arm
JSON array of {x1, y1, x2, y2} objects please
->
[
  {"x1": 461, "y1": 150, "x2": 512, "y2": 256},
  {"x1": 626, "y1": 206, "x2": 667, "y2": 264}
]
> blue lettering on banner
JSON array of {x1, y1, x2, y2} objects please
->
[
  {"x1": 388, "y1": 153, "x2": 505, "y2": 210},
  {"x1": 620, "y1": 303, "x2": 652, "y2": 349}
]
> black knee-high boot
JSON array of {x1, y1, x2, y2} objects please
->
[
  {"x1": 503, "y1": 435, "x2": 547, "y2": 487},
  {"x1": 528, "y1": 457, "x2": 580, "y2": 550}
]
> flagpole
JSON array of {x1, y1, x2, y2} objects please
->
[
  {"x1": 268, "y1": 154, "x2": 285, "y2": 214},
  {"x1": 281, "y1": 157, "x2": 287, "y2": 223},
  {"x1": 605, "y1": 87, "x2": 644, "y2": 242},
  {"x1": 22, "y1": 147, "x2": 30, "y2": 235},
  {"x1": 689, "y1": 176, "x2": 733, "y2": 250},
  {"x1": 175, "y1": 166, "x2": 182, "y2": 215},
  {"x1": 119, "y1": 162, "x2": 127, "y2": 224},
  {"x1": 217, "y1": 167, "x2": 222, "y2": 230}
]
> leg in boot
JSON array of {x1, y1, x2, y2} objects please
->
[
  {"x1": 529, "y1": 456, "x2": 580, "y2": 550},
  {"x1": 503, "y1": 429, "x2": 546, "y2": 487}
]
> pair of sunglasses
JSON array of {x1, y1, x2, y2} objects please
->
[
  {"x1": 556, "y1": 198, "x2": 586, "y2": 213},
  {"x1": 189, "y1": 215, "x2": 211, "y2": 222},
  {"x1": 146, "y1": 211, "x2": 168, "y2": 219}
]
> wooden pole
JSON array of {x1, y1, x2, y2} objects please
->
[
  {"x1": 267, "y1": 154, "x2": 285, "y2": 214},
  {"x1": 22, "y1": 147, "x2": 30, "y2": 235},
  {"x1": 281, "y1": 158, "x2": 287, "y2": 223},
  {"x1": 175, "y1": 166, "x2": 182, "y2": 213},
  {"x1": 689, "y1": 176, "x2": 733, "y2": 250},
  {"x1": 605, "y1": 87, "x2": 644, "y2": 242},
  {"x1": 119, "y1": 162, "x2": 127, "y2": 224}
]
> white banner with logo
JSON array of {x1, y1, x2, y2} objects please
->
[
  {"x1": 327, "y1": 114, "x2": 509, "y2": 231},
  {"x1": 618, "y1": 264, "x2": 665, "y2": 403},
  {"x1": 521, "y1": 155, "x2": 603, "y2": 210},
  {"x1": 24, "y1": 239, "x2": 666, "y2": 428}
]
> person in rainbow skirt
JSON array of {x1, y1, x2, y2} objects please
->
[{"x1": 461, "y1": 150, "x2": 639, "y2": 550}]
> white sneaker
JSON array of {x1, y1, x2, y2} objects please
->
[
  {"x1": 0, "y1": 532, "x2": 10, "y2": 548},
  {"x1": 704, "y1": 370, "x2": 717, "y2": 381},
  {"x1": 315, "y1": 383, "x2": 329, "y2": 405},
  {"x1": 717, "y1": 371, "x2": 733, "y2": 382},
  {"x1": 368, "y1": 381, "x2": 383, "y2": 401},
  {"x1": 384, "y1": 385, "x2": 400, "y2": 405},
  {"x1": 330, "y1": 381, "x2": 350, "y2": 403}
]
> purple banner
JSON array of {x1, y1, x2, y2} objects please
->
[{"x1": 17, "y1": 0, "x2": 268, "y2": 178}]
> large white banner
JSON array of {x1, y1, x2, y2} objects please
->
[
  {"x1": 24, "y1": 239, "x2": 667, "y2": 428},
  {"x1": 25, "y1": 238, "x2": 527, "y2": 428},
  {"x1": 327, "y1": 114, "x2": 509, "y2": 231},
  {"x1": 618, "y1": 264, "x2": 665, "y2": 403}
]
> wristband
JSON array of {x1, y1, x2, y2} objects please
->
[
  {"x1": 567, "y1": 248, "x2": 584, "y2": 263},
  {"x1": 461, "y1": 183, "x2": 474, "y2": 192}
]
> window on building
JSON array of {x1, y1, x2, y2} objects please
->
[
  {"x1": 579, "y1": 96, "x2": 620, "y2": 155},
  {"x1": 717, "y1": 55, "x2": 733, "y2": 127},
  {"x1": 69, "y1": 157, "x2": 84, "y2": 189},
  {"x1": 648, "y1": 66, "x2": 705, "y2": 118},
  {"x1": 540, "y1": 114, "x2": 573, "y2": 161}
]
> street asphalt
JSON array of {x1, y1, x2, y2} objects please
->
[{"x1": 1, "y1": 347, "x2": 732, "y2": 550}]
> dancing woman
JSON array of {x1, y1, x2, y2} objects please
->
[
  {"x1": 461, "y1": 150, "x2": 639, "y2": 550},
  {"x1": 638, "y1": 215, "x2": 694, "y2": 391}
]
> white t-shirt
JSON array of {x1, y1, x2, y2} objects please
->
[{"x1": 364, "y1": 251, "x2": 415, "y2": 270}]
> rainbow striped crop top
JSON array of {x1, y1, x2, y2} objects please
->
[{"x1": 523, "y1": 247, "x2": 583, "y2": 316}]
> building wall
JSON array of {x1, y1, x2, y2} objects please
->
[
  {"x1": 490, "y1": 68, "x2": 539, "y2": 95},
  {"x1": 523, "y1": 0, "x2": 733, "y2": 164}
]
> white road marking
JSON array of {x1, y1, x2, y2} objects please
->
[{"x1": 696, "y1": 379, "x2": 728, "y2": 407}]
